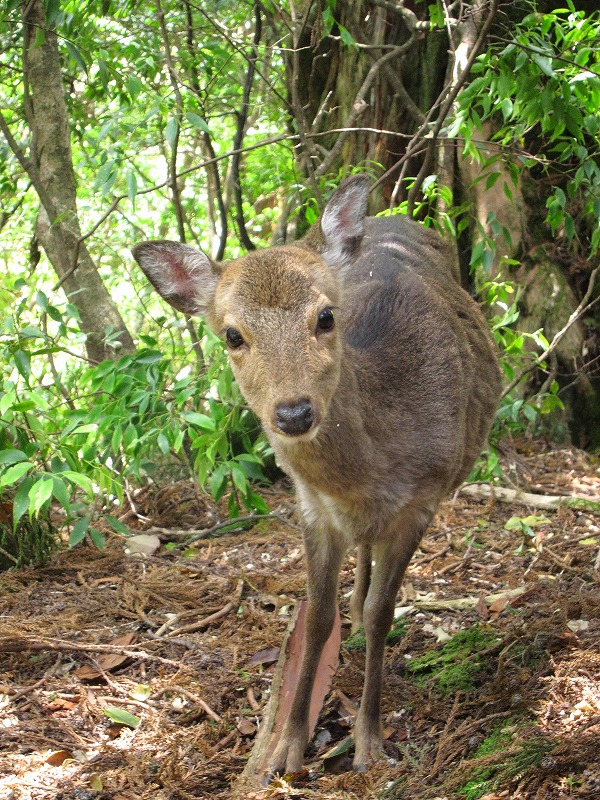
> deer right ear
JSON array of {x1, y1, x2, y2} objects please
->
[{"x1": 131, "y1": 240, "x2": 220, "y2": 316}]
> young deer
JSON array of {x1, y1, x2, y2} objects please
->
[{"x1": 132, "y1": 175, "x2": 502, "y2": 774}]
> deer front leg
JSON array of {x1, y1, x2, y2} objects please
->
[
  {"x1": 268, "y1": 525, "x2": 345, "y2": 775},
  {"x1": 353, "y1": 507, "x2": 433, "y2": 771}
]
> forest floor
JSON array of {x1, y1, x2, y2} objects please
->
[{"x1": 1, "y1": 439, "x2": 599, "y2": 800}]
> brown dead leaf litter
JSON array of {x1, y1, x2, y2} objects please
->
[{"x1": 1, "y1": 441, "x2": 599, "y2": 800}]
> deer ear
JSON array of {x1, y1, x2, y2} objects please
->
[
  {"x1": 320, "y1": 175, "x2": 370, "y2": 270},
  {"x1": 131, "y1": 240, "x2": 220, "y2": 315}
]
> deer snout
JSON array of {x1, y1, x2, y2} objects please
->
[{"x1": 274, "y1": 398, "x2": 316, "y2": 436}]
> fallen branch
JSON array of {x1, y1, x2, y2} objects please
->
[
  {"x1": 0, "y1": 635, "x2": 193, "y2": 672},
  {"x1": 412, "y1": 586, "x2": 527, "y2": 611},
  {"x1": 146, "y1": 511, "x2": 300, "y2": 544},
  {"x1": 460, "y1": 484, "x2": 600, "y2": 513}
]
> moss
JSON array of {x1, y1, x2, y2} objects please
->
[
  {"x1": 343, "y1": 617, "x2": 409, "y2": 652},
  {"x1": 455, "y1": 723, "x2": 553, "y2": 800},
  {"x1": 406, "y1": 625, "x2": 499, "y2": 696}
]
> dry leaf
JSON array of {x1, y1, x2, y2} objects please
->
[
  {"x1": 237, "y1": 718, "x2": 258, "y2": 736},
  {"x1": 125, "y1": 534, "x2": 161, "y2": 555},
  {"x1": 247, "y1": 647, "x2": 280, "y2": 667},
  {"x1": 45, "y1": 749, "x2": 73, "y2": 766},
  {"x1": 476, "y1": 592, "x2": 489, "y2": 620},
  {"x1": 74, "y1": 633, "x2": 137, "y2": 681}
]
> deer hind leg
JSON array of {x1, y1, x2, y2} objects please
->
[
  {"x1": 268, "y1": 523, "x2": 346, "y2": 776},
  {"x1": 353, "y1": 505, "x2": 434, "y2": 771},
  {"x1": 349, "y1": 543, "x2": 372, "y2": 633}
]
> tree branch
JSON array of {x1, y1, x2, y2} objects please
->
[
  {"x1": 406, "y1": 0, "x2": 499, "y2": 215},
  {"x1": 501, "y1": 268, "x2": 599, "y2": 399},
  {"x1": 230, "y1": 2, "x2": 262, "y2": 252}
]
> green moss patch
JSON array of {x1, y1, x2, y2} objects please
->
[{"x1": 406, "y1": 625, "x2": 500, "y2": 696}]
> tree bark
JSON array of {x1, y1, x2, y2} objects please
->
[{"x1": 20, "y1": 0, "x2": 135, "y2": 363}]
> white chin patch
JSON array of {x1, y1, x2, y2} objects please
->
[{"x1": 273, "y1": 424, "x2": 320, "y2": 442}]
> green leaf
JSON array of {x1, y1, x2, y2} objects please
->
[
  {"x1": 105, "y1": 515, "x2": 130, "y2": 536},
  {"x1": 44, "y1": 0, "x2": 61, "y2": 25},
  {"x1": 61, "y1": 471, "x2": 94, "y2": 495},
  {"x1": 13, "y1": 476, "x2": 34, "y2": 529},
  {"x1": 338, "y1": 25, "x2": 355, "y2": 47},
  {"x1": 0, "y1": 449, "x2": 29, "y2": 465},
  {"x1": 65, "y1": 41, "x2": 88, "y2": 74},
  {"x1": 28, "y1": 477, "x2": 53, "y2": 517},
  {"x1": 128, "y1": 75, "x2": 142, "y2": 102},
  {"x1": 103, "y1": 707, "x2": 140, "y2": 728},
  {"x1": 182, "y1": 412, "x2": 216, "y2": 431},
  {"x1": 185, "y1": 112, "x2": 210, "y2": 133},
  {"x1": 97, "y1": 58, "x2": 110, "y2": 90},
  {"x1": 13, "y1": 349, "x2": 31, "y2": 379},
  {"x1": 89, "y1": 527, "x2": 106, "y2": 549},
  {"x1": 126, "y1": 170, "x2": 138, "y2": 207},
  {"x1": 165, "y1": 117, "x2": 179, "y2": 149},
  {"x1": 0, "y1": 461, "x2": 33, "y2": 488},
  {"x1": 69, "y1": 517, "x2": 90, "y2": 547},
  {"x1": 51, "y1": 476, "x2": 71, "y2": 513},
  {"x1": 157, "y1": 432, "x2": 170, "y2": 454},
  {"x1": 71, "y1": 424, "x2": 98, "y2": 435}
]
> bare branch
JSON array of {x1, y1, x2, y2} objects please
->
[
  {"x1": 501, "y1": 268, "x2": 600, "y2": 399},
  {"x1": 230, "y1": 2, "x2": 262, "y2": 252}
]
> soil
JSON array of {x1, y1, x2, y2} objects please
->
[{"x1": 1, "y1": 440, "x2": 599, "y2": 800}]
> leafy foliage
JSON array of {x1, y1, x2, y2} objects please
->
[{"x1": 0, "y1": 0, "x2": 598, "y2": 563}]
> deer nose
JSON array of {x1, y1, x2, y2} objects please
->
[{"x1": 275, "y1": 398, "x2": 315, "y2": 436}]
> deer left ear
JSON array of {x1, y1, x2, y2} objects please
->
[
  {"x1": 319, "y1": 175, "x2": 370, "y2": 271},
  {"x1": 132, "y1": 240, "x2": 221, "y2": 315}
]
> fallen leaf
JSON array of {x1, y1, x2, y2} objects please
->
[
  {"x1": 74, "y1": 633, "x2": 137, "y2": 680},
  {"x1": 45, "y1": 749, "x2": 73, "y2": 766},
  {"x1": 566, "y1": 619, "x2": 589, "y2": 633},
  {"x1": 129, "y1": 683, "x2": 152, "y2": 701},
  {"x1": 125, "y1": 533, "x2": 161, "y2": 555},
  {"x1": 237, "y1": 718, "x2": 258, "y2": 736},
  {"x1": 89, "y1": 773, "x2": 103, "y2": 791},
  {"x1": 334, "y1": 689, "x2": 358, "y2": 720},
  {"x1": 476, "y1": 592, "x2": 489, "y2": 620},
  {"x1": 247, "y1": 647, "x2": 280, "y2": 667},
  {"x1": 103, "y1": 707, "x2": 140, "y2": 728},
  {"x1": 322, "y1": 734, "x2": 353, "y2": 772},
  {"x1": 46, "y1": 698, "x2": 77, "y2": 712}
]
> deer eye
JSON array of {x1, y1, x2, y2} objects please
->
[
  {"x1": 316, "y1": 307, "x2": 335, "y2": 333},
  {"x1": 225, "y1": 327, "x2": 244, "y2": 349}
]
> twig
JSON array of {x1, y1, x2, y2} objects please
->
[
  {"x1": 163, "y1": 579, "x2": 244, "y2": 637},
  {"x1": 151, "y1": 684, "x2": 222, "y2": 722},
  {"x1": 8, "y1": 656, "x2": 62, "y2": 704},
  {"x1": 501, "y1": 268, "x2": 600, "y2": 399},
  {"x1": 145, "y1": 512, "x2": 299, "y2": 544}
]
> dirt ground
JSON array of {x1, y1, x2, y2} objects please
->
[{"x1": 1, "y1": 440, "x2": 599, "y2": 800}]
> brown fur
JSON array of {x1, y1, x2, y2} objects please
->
[{"x1": 131, "y1": 175, "x2": 502, "y2": 775}]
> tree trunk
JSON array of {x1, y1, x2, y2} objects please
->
[{"x1": 21, "y1": 0, "x2": 135, "y2": 363}]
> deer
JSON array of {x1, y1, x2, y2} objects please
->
[{"x1": 131, "y1": 175, "x2": 502, "y2": 775}]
